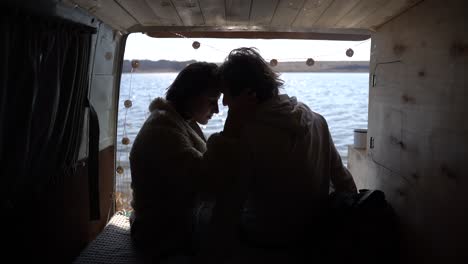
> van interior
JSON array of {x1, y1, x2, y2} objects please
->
[{"x1": 1, "y1": 0, "x2": 467, "y2": 263}]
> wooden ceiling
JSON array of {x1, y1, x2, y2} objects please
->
[{"x1": 65, "y1": 0, "x2": 423, "y2": 40}]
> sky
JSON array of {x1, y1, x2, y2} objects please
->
[{"x1": 124, "y1": 33, "x2": 371, "y2": 62}]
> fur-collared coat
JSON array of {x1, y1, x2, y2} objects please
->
[{"x1": 129, "y1": 97, "x2": 207, "y2": 252}]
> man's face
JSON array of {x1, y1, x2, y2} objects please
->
[
  {"x1": 189, "y1": 89, "x2": 220, "y2": 125},
  {"x1": 221, "y1": 85, "x2": 257, "y2": 111},
  {"x1": 221, "y1": 85, "x2": 234, "y2": 108}
]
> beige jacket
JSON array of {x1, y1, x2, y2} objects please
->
[{"x1": 129, "y1": 97, "x2": 207, "y2": 251}]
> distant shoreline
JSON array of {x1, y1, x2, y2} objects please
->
[{"x1": 122, "y1": 59, "x2": 369, "y2": 73}]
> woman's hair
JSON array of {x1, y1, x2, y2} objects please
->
[
  {"x1": 218, "y1": 47, "x2": 284, "y2": 102},
  {"x1": 165, "y1": 62, "x2": 219, "y2": 118}
]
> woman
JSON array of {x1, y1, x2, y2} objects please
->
[{"x1": 129, "y1": 62, "x2": 220, "y2": 261}]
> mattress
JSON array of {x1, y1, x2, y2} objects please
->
[
  {"x1": 73, "y1": 213, "x2": 306, "y2": 264},
  {"x1": 73, "y1": 214, "x2": 139, "y2": 264}
]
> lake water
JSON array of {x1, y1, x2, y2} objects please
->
[{"x1": 116, "y1": 72, "x2": 369, "y2": 195}]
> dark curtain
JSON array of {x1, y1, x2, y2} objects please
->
[{"x1": 0, "y1": 9, "x2": 95, "y2": 256}]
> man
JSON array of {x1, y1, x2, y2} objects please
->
[{"x1": 202, "y1": 47, "x2": 357, "y2": 261}]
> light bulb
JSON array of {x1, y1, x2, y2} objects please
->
[
  {"x1": 270, "y1": 59, "x2": 278, "y2": 67},
  {"x1": 124, "y1": 100, "x2": 132, "y2": 108},
  {"x1": 121, "y1": 137, "x2": 130, "y2": 145},
  {"x1": 116, "y1": 166, "x2": 124, "y2": 174},
  {"x1": 131, "y1": 59, "x2": 140, "y2": 68}
]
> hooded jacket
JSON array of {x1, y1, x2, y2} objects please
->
[{"x1": 205, "y1": 94, "x2": 357, "y2": 246}]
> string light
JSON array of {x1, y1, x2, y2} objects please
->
[
  {"x1": 170, "y1": 32, "x2": 227, "y2": 54},
  {"x1": 124, "y1": 99, "x2": 133, "y2": 108},
  {"x1": 116, "y1": 59, "x2": 141, "y2": 211},
  {"x1": 270, "y1": 59, "x2": 278, "y2": 67},
  {"x1": 131, "y1": 59, "x2": 140, "y2": 68},
  {"x1": 169, "y1": 32, "x2": 370, "y2": 64},
  {"x1": 116, "y1": 166, "x2": 124, "y2": 174},
  {"x1": 121, "y1": 137, "x2": 130, "y2": 145}
]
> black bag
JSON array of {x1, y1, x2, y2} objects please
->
[{"x1": 325, "y1": 189, "x2": 399, "y2": 264}]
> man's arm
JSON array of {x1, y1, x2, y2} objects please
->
[
  {"x1": 317, "y1": 115, "x2": 357, "y2": 193},
  {"x1": 198, "y1": 106, "x2": 252, "y2": 196},
  {"x1": 329, "y1": 135, "x2": 357, "y2": 193},
  {"x1": 197, "y1": 128, "x2": 251, "y2": 262}
]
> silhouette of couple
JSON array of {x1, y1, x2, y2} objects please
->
[{"x1": 129, "y1": 47, "x2": 357, "y2": 263}]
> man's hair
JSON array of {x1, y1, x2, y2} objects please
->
[
  {"x1": 166, "y1": 62, "x2": 219, "y2": 118},
  {"x1": 218, "y1": 47, "x2": 284, "y2": 102}
]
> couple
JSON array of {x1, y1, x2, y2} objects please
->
[{"x1": 129, "y1": 47, "x2": 357, "y2": 262}]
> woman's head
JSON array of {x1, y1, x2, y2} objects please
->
[
  {"x1": 165, "y1": 62, "x2": 221, "y2": 124},
  {"x1": 218, "y1": 47, "x2": 284, "y2": 106}
]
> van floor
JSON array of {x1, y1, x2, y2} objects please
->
[
  {"x1": 73, "y1": 214, "x2": 138, "y2": 264},
  {"x1": 73, "y1": 214, "x2": 314, "y2": 264}
]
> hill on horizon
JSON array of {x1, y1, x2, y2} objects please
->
[{"x1": 122, "y1": 59, "x2": 369, "y2": 73}]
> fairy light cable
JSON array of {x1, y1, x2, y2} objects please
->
[{"x1": 116, "y1": 60, "x2": 140, "y2": 214}]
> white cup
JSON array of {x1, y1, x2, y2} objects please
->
[{"x1": 354, "y1": 129, "x2": 367, "y2": 149}]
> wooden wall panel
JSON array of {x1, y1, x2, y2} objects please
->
[
  {"x1": 369, "y1": 104, "x2": 402, "y2": 173},
  {"x1": 249, "y1": 0, "x2": 278, "y2": 26},
  {"x1": 145, "y1": 0, "x2": 183, "y2": 26},
  {"x1": 357, "y1": 0, "x2": 423, "y2": 30},
  {"x1": 70, "y1": 0, "x2": 428, "y2": 34},
  {"x1": 351, "y1": 0, "x2": 468, "y2": 263},
  {"x1": 171, "y1": 0, "x2": 205, "y2": 26},
  {"x1": 271, "y1": 0, "x2": 305, "y2": 27},
  {"x1": 313, "y1": 0, "x2": 361, "y2": 27},
  {"x1": 116, "y1": 0, "x2": 161, "y2": 26},
  {"x1": 335, "y1": 0, "x2": 388, "y2": 28},
  {"x1": 73, "y1": 0, "x2": 138, "y2": 31},
  {"x1": 225, "y1": 0, "x2": 252, "y2": 26},
  {"x1": 292, "y1": 0, "x2": 331, "y2": 28},
  {"x1": 198, "y1": 0, "x2": 226, "y2": 25}
]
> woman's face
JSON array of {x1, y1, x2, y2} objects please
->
[{"x1": 188, "y1": 89, "x2": 221, "y2": 125}]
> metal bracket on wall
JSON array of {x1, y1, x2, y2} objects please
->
[{"x1": 370, "y1": 137, "x2": 375, "y2": 149}]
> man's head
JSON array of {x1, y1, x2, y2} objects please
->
[{"x1": 218, "y1": 47, "x2": 284, "y2": 108}]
